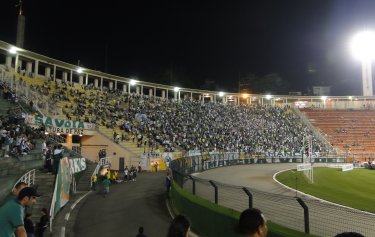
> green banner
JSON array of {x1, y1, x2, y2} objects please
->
[
  {"x1": 26, "y1": 114, "x2": 96, "y2": 130},
  {"x1": 53, "y1": 157, "x2": 72, "y2": 215}
]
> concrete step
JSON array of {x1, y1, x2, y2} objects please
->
[
  {"x1": 76, "y1": 163, "x2": 97, "y2": 191},
  {"x1": 29, "y1": 170, "x2": 56, "y2": 224},
  {"x1": 8, "y1": 159, "x2": 44, "y2": 175},
  {"x1": 0, "y1": 158, "x2": 15, "y2": 177},
  {"x1": 0, "y1": 174, "x2": 22, "y2": 205},
  {"x1": 17, "y1": 153, "x2": 42, "y2": 162}
]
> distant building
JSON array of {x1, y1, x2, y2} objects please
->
[
  {"x1": 200, "y1": 79, "x2": 217, "y2": 91},
  {"x1": 312, "y1": 86, "x2": 331, "y2": 96},
  {"x1": 288, "y1": 91, "x2": 302, "y2": 96}
]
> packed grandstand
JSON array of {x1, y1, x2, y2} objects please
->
[{"x1": 2, "y1": 41, "x2": 375, "y2": 237}]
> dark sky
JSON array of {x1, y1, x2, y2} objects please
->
[{"x1": 1, "y1": 0, "x2": 375, "y2": 95}]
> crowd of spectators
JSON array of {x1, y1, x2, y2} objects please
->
[
  {"x1": 13, "y1": 78, "x2": 331, "y2": 156},
  {"x1": 0, "y1": 110, "x2": 41, "y2": 158},
  {"x1": 56, "y1": 81, "x2": 329, "y2": 155}
]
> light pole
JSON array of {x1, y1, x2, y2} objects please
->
[
  {"x1": 16, "y1": 0, "x2": 25, "y2": 48},
  {"x1": 351, "y1": 31, "x2": 375, "y2": 96},
  {"x1": 128, "y1": 79, "x2": 136, "y2": 110}
]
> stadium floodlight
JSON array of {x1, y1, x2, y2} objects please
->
[
  {"x1": 351, "y1": 31, "x2": 375, "y2": 96},
  {"x1": 218, "y1": 92, "x2": 225, "y2": 97},
  {"x1": 174, "y1": 87, "x2": 180, "y2": 92},
  {"x1": 351, "y1": 31, "x2": 375, "y2": 60},
  {"x1": 9, "y1": 46, "x2": 18, "y2": 54},
  {"x1": 77, "y1": 68, "x2": 83, "y2": 74},
  {"x1": 130, "y1": 79, "x2": 137, "y2": 86}
]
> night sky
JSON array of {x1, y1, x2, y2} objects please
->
[{"x1": 1, "y1": 0, "x2": 375, "y2": 95}]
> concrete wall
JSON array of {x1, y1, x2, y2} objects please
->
[{"x1": 80, "y1": 133, "x2": 140, "y2": 170}]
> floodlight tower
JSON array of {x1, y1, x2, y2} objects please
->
[
  {"x1": 16, "y1": 0, "x2": 26, "y2": 48},
  {"x1": 351, "y1": 31, "x2": 375, "y2": 96}
]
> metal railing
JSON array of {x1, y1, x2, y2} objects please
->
[
  {"x1": 291, "y1": 105, "x2": 335, "y2": 152},
  {"x1": 170, "y1": 154, "x2": 375, "y2": 237},
  {"x1": 49, "y1": 173, "x2": 58, "y2": 233},
  {"x1": 12, "y1": 169, "x2": 36, "y2": 191}
]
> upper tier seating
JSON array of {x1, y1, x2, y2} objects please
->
[
  {"x1": 302, "y1": 109, "x2": 375, "y2": 156},
  {"x1": 11, "y1": 74, "x2": 332, "y2": 157}
]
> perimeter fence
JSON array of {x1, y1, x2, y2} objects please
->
[{"x1": 170, "y1": 154, "x2": 375, "y2": 237}]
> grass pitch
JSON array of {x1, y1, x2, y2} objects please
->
[{"x1": 276, "y1": 167, "x2": 375, "y2": 213}]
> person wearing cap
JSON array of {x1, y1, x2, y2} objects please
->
[{"x1": 0, "y1": 187, "x2": 40, "y2": 237}]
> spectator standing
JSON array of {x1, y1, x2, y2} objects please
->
[
  {"x1": 91, "y1": 174, "x2": 97, "y2": 191},
  {"x1": 13, "y1": 181, "x2": 28, "y2": 197},
  {"x1": 52, "y1": 144, "x2": 64, "y2": 175},
  {"x1": 36, "y1": 208, "x2": 49, "y2": 237},
  {"x1": 45, "y1": 148, "x2": 53, "y2": 173},
  {"x1": 3, "y1": 181, "x2": 28, "y2": 204},
  {"x1": 136, "y1": 226, "x2": 147, "y2": 237},
  {"x1": 123, "y1": 166, "x2": 129, "y2": 182},
  {"x1": 102, "y1": 177, "x2": 111, "y2": 198},
  {"x1": 41, "y1": 140, "x2": 47, "y2": 156},
  {"x1": 0, "y1": 187, "x2": 40, "y2": 237},
  {"x1": 24, "y1": 213, "x2": 35, "y2": 237},
  {"x1": 166, "y1": 172, "x2": 172, "y2": 195},
  {"x1": 167, "y1": 215, "x2": 190, "y2": 237},
  {"x1": 132, "y1": 168, "x2": 137, "y2": 181},
  {"x1": 238, "y1": 208, "x2": 268, "y2": 237},
  {"x1": 154, "y1": 162, "x2": 158, "y2": 172}
]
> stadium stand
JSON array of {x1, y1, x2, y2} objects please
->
[{"x1": 302, "y1": 108, "x2": 375, "y2": 160}]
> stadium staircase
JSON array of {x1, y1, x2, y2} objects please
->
[
  {"x1": 30, "y1": 169, "x2": 55, "y2": 224},
  {"x1": 75, "y1": 161, "x2": 97, "y2": 191}
]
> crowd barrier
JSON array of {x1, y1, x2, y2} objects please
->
[{"x1": 170, "y1": 154, "x2": 375, "y2": 237}]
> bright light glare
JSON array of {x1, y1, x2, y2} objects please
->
[
  {"x1": 174, "y1": 87, "x2": 180, "y2": 92},
  {"x1": 266, "y1": 95, "x2": 272, "y2": 100},
  {"x1": 351, "y1": 31, "x2": 375, "y2": 60},
  {"x1": 130, "y1": 79, "x2": 137, "y2": 86},
  {"x1": 77, "y1": 68, "x2": 83, "y2": 73},
  {"x1": 218, "y1": 92, "x2": 225, "y2": 97},
  {"x1": 242, "y1": 93, "x2": 248, "y2": 99},
  {"x1": 321, "y1": 96, "x2": 327, "y2": 101},
  {"x1": 9, "y1": 46, "x2": 18, "y2": 54}
]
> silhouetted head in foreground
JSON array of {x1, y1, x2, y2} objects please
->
[
  {"x1": 335, "y1": 232, "x2": 364, "y2": 237},
  {"x1": 167, "y1": 215, "x2": 190, "y2": 237},
  {"x1": 238, "y1": 208, "x2": 268, "y2": 237}
]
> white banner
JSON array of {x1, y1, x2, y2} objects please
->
[
  {"x1": 140, "y1": 154, "x2": 147, "y2": 170},
  {"x1": 69, "y1": 158, "x2": 87, "y2": 174},
  {"x1": 297, "y1": 163, "x2": 312, "y2": 171},
  {"x1": 342, "y1": 164, "x2": 354, "y2": 172},
  {"x1": 26, "y1": 114, "x2": 96, "y2": 130}
]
